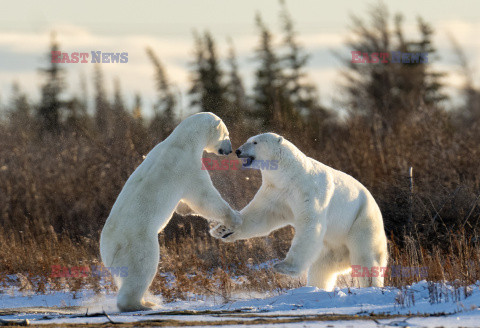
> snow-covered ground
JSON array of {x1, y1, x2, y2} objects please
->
[{"x1": 1, "y1": 281, "x2": 480, "y2": 327}]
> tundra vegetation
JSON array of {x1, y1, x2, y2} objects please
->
[{"x1": 0, "y1": 3, "x2": 479, "y2": 301}]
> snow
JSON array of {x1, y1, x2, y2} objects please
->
[{"x1": 1, "y1": 281, "x2": 480, "y2": 327}]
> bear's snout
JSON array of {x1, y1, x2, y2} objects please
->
[
  {"x1": 235, "y1": 149, "x2": 241, "y2": 156},
  {"x1": 218, "y1": 139, "x2": 232, "y2": 155},
  {"x1": 219, "y1": 148, "x2": 232, "y2": 155}
]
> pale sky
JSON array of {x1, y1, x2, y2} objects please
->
[{"x1": 1, "y1": 0, "x2": 479, "y2": 117}]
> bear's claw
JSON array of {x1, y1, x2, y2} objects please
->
[{"x1": 210, "y1": 224, "x2": 235, "y2": 241}]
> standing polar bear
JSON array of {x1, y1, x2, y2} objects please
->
[
  {"x1": 212, "y1": 133, "x2": 388, "y2": 291},
  {"x1": 100, "y1": 112, "x2": 241, "y2": 312}
]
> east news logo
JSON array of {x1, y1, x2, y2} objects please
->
[
  {"x1": 51, "y1": 51, "x2": 128, "y2": 63},
  {"x1": 351, "y1": 51, "x2": 428, "y2": 64}
]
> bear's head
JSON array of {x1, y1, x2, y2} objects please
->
[
  {"x1": 235, "y1": 133, "x2": 284, "y2": 168},
  {"x1": 204, "y1": 114, "x2": 232, "y2": 156}
]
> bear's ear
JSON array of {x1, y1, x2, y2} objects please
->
[{"x1": 277, "y1": 136, "x2": 283, "y2": 143}]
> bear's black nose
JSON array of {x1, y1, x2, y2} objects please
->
[
  {"x1": 218, "y1": 149, "x2": 224, "y2": 155},
  {"x1": 235, "y1": 149, "x2": 241, "y2": 156}
]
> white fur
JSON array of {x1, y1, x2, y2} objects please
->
[
  {"x1": 211, "y1": 133, "x2": 388, "y2": 291},
  {"x1": 100, "y1": 112, "x2": 241, "y2": 312}
]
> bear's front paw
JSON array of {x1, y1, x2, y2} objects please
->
[
  {"x1": 209, "y1": 224, "x2": 236, "y2": 242},
  {"x1": 273, "y1": 260, "x2": 302, "y2": 276}
]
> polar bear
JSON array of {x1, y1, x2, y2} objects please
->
[
  {"x1": 211, "y1": 133, "x2": 388, "y2": 291},
  {"x1": 100, "y1": 112, "x2": 241, "y2": 312}
]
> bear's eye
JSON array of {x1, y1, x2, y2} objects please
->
[{"x1": 253, "y1": 141, "x2": 257, "y2": 145}]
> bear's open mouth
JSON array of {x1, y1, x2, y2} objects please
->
[
  {"x1": 243, "y1": 156, "x2": 255, "y2": 167},
  {"x1": 222, "y1": 232, "x2": 234, "y2": 238}
]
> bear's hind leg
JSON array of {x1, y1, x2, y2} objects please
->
[
  {"x1": 307, "y1": 246, "x2": 351, "y2": 291},
  {"x1": 116, "y1": 236, "x2": 159, "y2": 312},
  {"x1": 347, "y1": 228, "x2": 387, "y2": 288}
]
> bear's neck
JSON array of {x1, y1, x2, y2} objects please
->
[
  {"x1": 261, "y1": 151, "x2": 305, "y2": 188},
  {"x1": 165, "y1": 123, "x2": 209, "y2": 156},
  {"x1": 262, "y1": 166, "x2": 293, "y2": 187}
]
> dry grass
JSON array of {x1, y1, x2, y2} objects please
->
[{"x1": 0, "y1": 107, "x2": 479, "y2": 300}]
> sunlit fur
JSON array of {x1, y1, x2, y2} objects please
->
[
  {"x1": 100, "y1": 112, "x2": 240, "y2": 312},
  {"x1": 213, "y1": 133, "x2": 387, "y2": 291}
]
